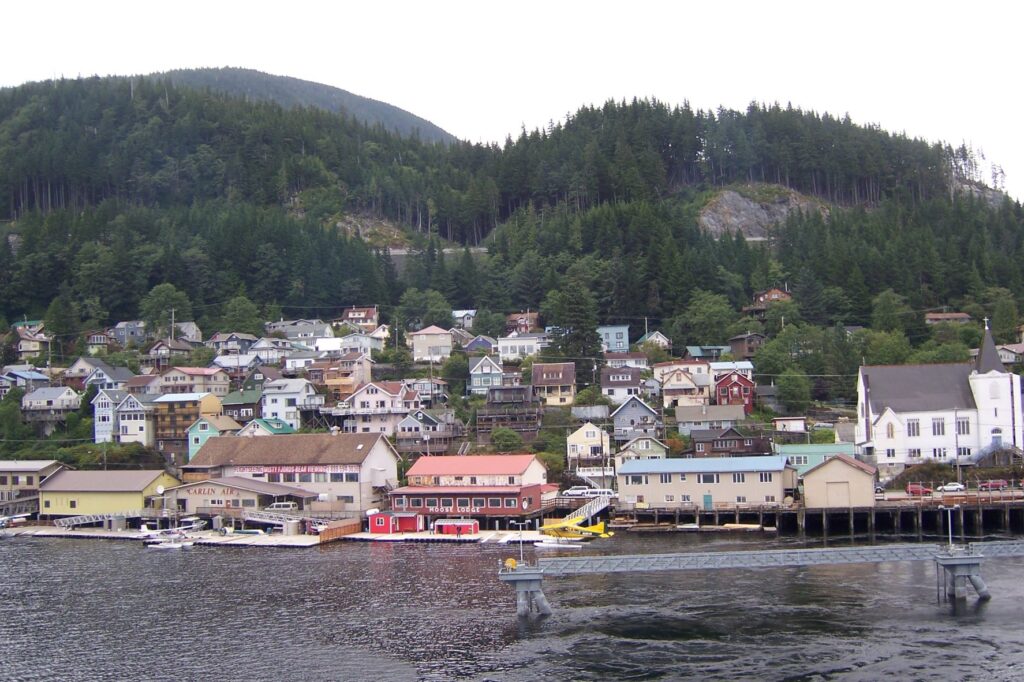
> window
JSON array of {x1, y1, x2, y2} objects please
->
[
  {"x1": 886, "y1": 423, "x2": 894, "y2": 439},
  {"x1": 759, "y1": 472, "x2": 773, "y2": 483},
  {"x1": 330, "y1": 473, "x2": 344, "y2": 482},
  {"x1": 790, "y1": 455, "x2": 808, "y2": 466},
  {"x1": 472, "y1": 498, "x2": 485, "y2": 508},
  {"x1": 456, "y1": 498, "x2": 470, "y2": 508},
  {"x1": 44, "y1": 500, "x2": 50, "y2": 508},
  {"x1": 314, "y1": 473, "x2": 328, "y2": 483},
  {"x1": 659, "y1": 473, "x2": 672, "y2": 484},
  {"x1": 907, "y1": 419, "x2": 920, "y2": 437},
  {"x1": 345, "y1": 473, "x2": 359, "y2": 483},
  {"x1": 410, "y1": 498, "x2": 423, "y2": 508},
  {"x1": 665, "y1": 494, "x2": 675, "y2": 502},
  {"x1": 210, "y1": 499, "x2": 224, "y2": 506},
  {"x1": 932, "y1": 418, "x2": 945, "y2": 436},
  {"x1": 336, "y1": 495, "x2": 354, "y2": 503},
  {"x1": 70, "y1": 500, "x2": 77, "y2": 509},
  {"x1": 440, "y1": 498, "x2": 453, "y2": 507},
  {"x1": 933, "y1": 448, "x2": 947, "y2": 459},
  {"x1": 957, "y1": 447, "x2": 972, "y2": 458},
  {"x1": 696, "y1": 443, "x2": 705, "y2": 452},
  {"x1": 425, "y1": 498, "x2": 438, "y2": 507},
  {"x1": 885, "y1": 449, "x2": 895, "y2": 459},
  {"x1": 298, "y1": 473, "x2": 312, "y2": 483},
  {"x1": 488, "y1": 497, "x2": 501, "y2": 507},
  {"x1": 242, "y1": 499, "x2": 256, "y2": 508},
  {"x1": 508, "y1": 476, "x2": 516, "y2": 485},
  {"x1": 681, "y1": 495, "x2": 691, "y2": 502},
  {"x1": 733, "y1": 473, "x2": 746, "y2": 483},
  {"x1": 267, "y1": 473, "x2": 281, "y2": 483},
  {"x1": 679, "y1": 473, "x2": 686, "y2": 481},
  {"x1": 628, "y1": 475, "x2": 646, "y2": 485},
  {"x1": 956, "y1": 418, "x2": 970, "y2": 436},
  {"x1": 282, "y1": 473, "x2": 296, "y2": 483},
  {"x1": 698, "y1": 473, "x2": 719, "y2": 484},
  {"x1": 736, "y1": 496, "x2": 747, "y2": 503},
  {"x1": 504, "y1": 498, "x2": 518, "y2": 508},
  {"x1": 765, "y1": 495, "x2": 776, "y2": 503},
  {"x1": 198, "y1": 422, "x2": 208, "y2": 432},
  {"x1": 908, "y1": 448, "x2": 921, "y2": 459},
  {"x1": 375, "y1": 517, "x2": 385, "y2": 527}
]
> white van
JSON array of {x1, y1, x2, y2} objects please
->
[
  {"x1": 583, "y1": 489, "x2": 616, "y2": 499},
  {"x1": 264, "y1": 501, "x2": 299, "y2": 512}
]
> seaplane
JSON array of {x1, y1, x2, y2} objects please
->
[
  {"x1": 0, "y1": 512, "x2": 31, "y2": 533},
  {"x1": 538, "y1": 517, "x2": 615, "y2": 540},
  {"x1": 139, "y1": 516, "x2": 207, "y2": 540}
]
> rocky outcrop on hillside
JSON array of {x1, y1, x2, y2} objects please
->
[{"x1": 699, "y1": 185, "x2": 828, "y2": 239}]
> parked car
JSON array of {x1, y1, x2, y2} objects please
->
[
  {"x1": 978, "y1": 479, "x2": 1009, "y2": 491},
  {"x1": 875, "y1": 484, "x2": 885, "y2": 494},
  {"x1": 562, "y1": 486, "x2": 592, "y2": 497},
  {"x1": 264, "y1": 501, "x2": 299, "y2": 512},
  {"x1": 906, "y1": 483, "x2": 932, "y2": 496},
  {"x1": 936, "y1": 482, "x2": 966, "y2": 493},
  {"x1": 582, "y1": 488, "x2": 616, "y2": 499}
]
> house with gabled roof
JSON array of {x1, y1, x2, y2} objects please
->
[
  {"x1": 92, "y1": 389, "x2": 128, "y2": 443},
  {"x1": 636, "y1": 330, "x2": 672, "y2": 350},
  {"x1": 614, "y1": 435, "x2": 669, "y2": 471},
  {"x1": 676, "y1": 404, "x2": 747, "y2": 436},
  {"x1": 158, "y1": 366, "x2": 230, "y2": 397},
  {"x1": 250, "y1": 336, "x2": 295, "y2": 364},
  {"x1": 567, "y1": 422, "x2": 612, "y2": 485},
  {"x1": 261, "y1": 378, "x2": 324, "y2": 430},
  {"x1": 688, "y1": 427, "x2": 771, "y2": 457},
  {"x1": 334, "y1": 306, "x2": 380, "y2": 333},
  {"x1": 449, "y1": 327, "x2": 474, "y2": 349},
  {"x1": 464, "y1": 335, "x2": 497, "y2": 354},
  {"x1": 601, "y1": 366, "x2": 644, "y2": 405},
  {"x1": 742, "y1": 287, "x2": 793, "y2": 321},
  {"x1": 319, "y1": 380, "x2": 420, "y2": 436},
  {"x1": 22, "y1": 387, "x2": 81, "y2": 436},
  {"x1": 452, "y1": 309, "x2": 477, "y2": 330},
  {"x1": 84, "y1": 363, "x2": 136, "y2": 392},
  {"x1": 39, "y1": 469, "x2": 181, "y2": 518},
  {"x1": 108, "y1": 320, "x2": 149, "y2": 348},
  {"x1": 532, "y1": 362, "x2": 576, "y2": 406},
  {"x1": 684, "y1": 345, "x2": 729, "y2": 361},
  {"x1": 211, "y1": 353, "x2": 262, "y2": 389},
  {"x1": 856, "y1": 326, "x2": 1022, "y2": 477},
  {"x1": 82, "y1": 330, "x2": 113, "y2": 356},
  {"x1": 187, "y1": 414, "x2": 243, "y2": 461},
  {"x1": 660, "y1": 368, "x2": 710, "y2": 409},
  {"x1": 183, "y1": 432, "x2": 400, "y2": 514},
  {"x1": 469, "y1": 355, "x2": 504, "y2": 396},
  {"x1": 14, "y1": 326, "x2": 51, "y2": 362},
  {"x1": 714, "y1": 370, "x2": 756, "y2": 414},
  {"x1": 393, "y1": 408, "x2": 465, "y2": 457},
  {"x1": 113, "y1": 393, "x2": 158, "y2": 446},
  {"x1": 125, "y1": 373, "x2": 160, "y2": 397},
  {"x1": 206, "y1": 332, "x2": 258, "y2": 356},
  {"x1": 475, "y1": 386, "x2": 542, "y2": 444},
  {"x1": 611, "y1": 396, "x2": 662, "y2": 444},
  {"x1": 144, "y1": 338, "x2": 193, "y2": 371},
  {"x1": 265, "y1": 318, "x2": 334, "y2": 341},
  {"x1": 801, "y1": 453, "x2": 877, "y2": 508},
  {"x1": 603, "y1": 352, "x2": 648, "y2": 369},
  {"x1": 505, "y1": 311, "x2": 540, "y2": 334},
  {"x1": 410, "y1": 325, "x2": 453, "y2": 362},
  {"x1": 0, "y1": 459, "x2": 65, "y2": 505},
  {"x1": 236, "y1": 417, "x2": 296, "y2": 438},
  {"x1": 728, "y1": 332, "x2": 766, "y2": 361}
]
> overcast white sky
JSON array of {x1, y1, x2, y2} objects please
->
[{"x1": 2, "y1": 1, "x2": 1021, "y2": 199}]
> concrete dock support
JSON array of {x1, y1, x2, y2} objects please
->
[
  {"x1": 499, "y1": 565, "x2": 553, "y2": 617},
  {"x1": 935, "y1": 553, "x2": 991, "y2": 601}
]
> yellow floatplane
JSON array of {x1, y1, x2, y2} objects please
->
[{"x1": 539, "y1": 517, "x2": 614, "y2": 540}]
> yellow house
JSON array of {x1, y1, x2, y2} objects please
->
[
  {"x1": 800, "y1": 454, "x2": 877, "y2": 509},
  {"x1": 39, "y1": 470, "x2": 181, "y2": 517}
]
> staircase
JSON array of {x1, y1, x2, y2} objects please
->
[
  {"x1": 55, "y1": 509, "x2": 154, "y2": 528},
  {"x1": 565, "y1": 496, "x2": 612, "y2": 523},
  {"x1": 457, "y1": 441, "x2": 471, "y2": 456}
]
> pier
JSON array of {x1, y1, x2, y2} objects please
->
[{"x1": 499, "y1": 540, "x2": 1024, "y2": 617}]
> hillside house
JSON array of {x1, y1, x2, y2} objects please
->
[
  {"x1": 714, "y1": 370, "x2": 756, "y2": 414},
  {"x1": 505, "y1": 311, "x2": 540, "y2": 334},
  {"x1": 261, "y1": 378, "x2": 324, "y2": 430},
  {"x1": 393, "y1": 409, "x2": 464, "y2": 457},
  {"x1": 152, "y1": 393, "x2": 223, "y2": 463},
  {"x1": 498, "y1": 332, "x2": 549, "y2": 362},
  {"x1": 158, "y1": 367, "x2": 231, "y2": 397},
  {"x1": 604, "y1": 352, "x2": 648, "y2": 369},
  {"x1": 611, "y1": 396, "x2": 662, "y2": 444},
  {"x1": 113, "y1": 393, "x2": 158, "y2": 446},
  {"x1": 675, "y1": 404, "x2": 747, "y2": 436},
  {"x1": 187, "y1": 415, "x2": 243, "y2": 462},
  {"x1": 319, "y1": 381, "x2": 420, "y2": 435},
  {"x1": 597, "y1": 325, "x2": 630, "y2": 352},
  {"x1": 108, "y1": 320, "x2": 149, "y2": 348},
  {"x1": 742, "y1": 287, "x2": 793, "y2": 321},
  {"x1": 92, "y1": 389, "x2": 128, "y2": 444},
  {"x1": 236, "y1": 417, "x2": 296, "y2": 437},
  {"x1": 531, "y1": 362, "x2": 576, "y2": 406},
  {"x1": 410, "y1": 325, "x2": 453, "y2": 363},
  {"x1": 469, "y1": 355, "x2": 504, "y2": 396},
  {"x1": 728, "y1": 332, "x2": 766, "y2": 361},
  {"x1": 22, "y1": 387, "x2": 81, "y2": 436},
  {"x1": 452, "y1": 309, "x2": 477, "y2": 330},
  {"x1": 567, "y1": 422, "x2": 613, "y2": 485},
  {"x1": 334, "y1": 306, "x2": 380, "y2": 333},
  {"x1": 475, "y1": 386, "x2": 541, "y2": 444},
  {"x1": 601, "y1": 366, "x2": 644, "y2": 405},
  {"x1": 636, "y1": 330, "x2": 672, "y2": 350},
  {"x1": 688, "y1": 427, "x2": 771, "y2": 457}
]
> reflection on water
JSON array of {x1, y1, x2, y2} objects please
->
[{"x1": 1, "y1": 533, "x2": 1023, "y2": 681}]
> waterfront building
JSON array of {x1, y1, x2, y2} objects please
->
[
  {"x1": 616, "y1": 455, "x2": 797, "y2": 511},
  {"x1": 773, "y1": 442, "x2": 857, "y2": 476},
  {"x1": 855, "y1": 326, "x2": 1023, "y2": 478},
  {"x1": 183, "y1": 432, "x2": 400, "y2": 515},
  {"x1": 389, "y1": 454, "x2": 553, "y2": 529},
  {"x1": 368, "y1": 510, "x2": 425, "y2": 534},
  {"x1": 687, "y1": 427, "x2": 771, "y2": 457},
  {"x1": 0, "y1": 460, "x2": 65, "y2": 504},
  {"x1": 800, "y1": 454, "x2": 877, "y2": 509},
  {"x1": 165, "y1": 477, "x2": 317, "y2": 517},
  {"x1": 38, "y1": 470, "x2": 181, "y2": 518}
]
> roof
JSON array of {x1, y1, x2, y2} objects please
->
[
  {"x1": 709, "y1": 361, "x2": 754, "y2": 372},
  {"x1": 860, "y1": 364, "x2": 976, "y2": 413},
  {"x1": 0, "y1": 460, "x2": 62, "y2": 472},
  {"x1": 390, "y1": 485, "x2": 528, "y2": 495},
  {"x1": 688, "y1": 427, "x2": 755, "y2": 441},
  {"x1": 152, "y1": 393, "x2": 213, "y2": 403},
  {"x1": 774, "y1": 443, "x2": 856, "y2": 456},
  {"x1": 600, "y1": 367, "x2": 644, "y2": 387},
  {"x1": 675, "y1": 405, "x2": 747, "y2": 422},
  {"x1": 619, "y1": 455, "x2": 791, "y2": 475},
  {"x1": 412, "y1": 325, "x2": 450, "y2": 335},
  {"x1": 193, "y1": 415, "x2": 243, "y2": 432},
  {"x1": 169, "y1": 476, "x2": 316, "y2": 498},
  {"x1": 169, "y1": 366, "x2": 226, "y2": 377},
  {"x1": 188, "y1": 433, "x2": 390, "y2": 467},
  {"x1": 531, "y1": 362, "x2": 575, "y2": 386},
  {"x1": 6, "y1": 370, "x2": 50, "y2": 381},
  {"x1": 221, "y1": 389, "x2": 263, "y2": 406},
  {"x1": 610, "y1": 396, "x2": 658, "y2": 417},
  {"x1": 925, "y1": 312, "x2": 971, "y2": 321},
  {"x1": 470, "y1": 356, "x2": 502, "y2": 372},
  {"x1": 39, "y1": 469, "x2": 170, "y2": 492},
  {"x1": 452, "y1": 309, "x2": 477, "y2": 317},
  {"x1": 241, "y1": 418, "x2": 296, "y2": 435},
  {"x1": 603, "y1": 352, "x2": 647, "y2": 360},
  {"x1": 406, "y1": 454, "x2": 539, "y2": 477},
  {"x1": 126, "y1": 375, "x2": 159, "y2": 389},
  {"x1": 92, "y1": 389, "x2": 129, "y2": 405},
  {"x1": 801, "y1": 453, "x2": 877, "y2": 478},
  {"x1": 24, "y1": 387, "x2": 76, "y2": 400}
]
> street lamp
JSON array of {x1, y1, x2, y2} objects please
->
[
  {"x1": 511, "y1": 520, "x2": 528, "y2": 563},
  {"x1": 939, "y1": 504, "x2": 960, "y2": 550}
]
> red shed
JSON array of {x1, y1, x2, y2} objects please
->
[
  {"x1": 434, "y1": 518, "x2": 479, "y2": 536},
  {"x1": 369, "y1": 511, "x2": 424, "y2": 534}
]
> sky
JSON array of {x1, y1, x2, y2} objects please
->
[{"x1": 2, "y1": 1, "x2": 1021, "y2": 200}]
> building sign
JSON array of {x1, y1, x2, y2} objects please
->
[
  {"x1": 428, "y1": 506, "x2": 483, "y2": 514},
  {"x1": 234, "y1": 464, "x2": 359, "y2": 474},
  {"x1": 187, "y1": 487, "x2": 241, "y2": 496}
]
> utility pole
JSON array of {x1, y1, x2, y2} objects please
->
[{"x1": 169, "y1": 307, "x2": 176, "y2": 341}]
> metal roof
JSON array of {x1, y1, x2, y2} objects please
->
[
  {"x1": 39, "y1": 470, "x2": 170, "y2": 492},
  {"x1": 618, "y1": 455, "x2": 790, "y2": 475}
]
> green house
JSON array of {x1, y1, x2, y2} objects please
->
[
  {"x1": 774, "y1": 442, "x2": 856, "y2": 477},
  {"x1": 187, "y1": 415, "x2": 243, "y2": 462}
]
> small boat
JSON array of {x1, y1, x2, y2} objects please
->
[{"x1": 148, "y1": 538, "x2": 194, "y2": 549}]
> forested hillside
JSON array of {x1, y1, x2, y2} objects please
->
[{"x1": 0, "y1": 74, "x2": 1022, "y2": 362}]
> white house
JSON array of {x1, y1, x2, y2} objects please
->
[
  {"x1": 113, "y1": 393, "x2": 157, "y2": 446},
  {"x1": 855, "y1": 327, "x2": 1023, "y2": 478},
  {"x1": 261, "y1": 379, "x2": 324, "y2": 430},
  {"x1": 498, "y1": 332, "x2": 549, "y2": 362},
  {"x1": 92, "y1": 389, "x2": 128, "y2": 444}
]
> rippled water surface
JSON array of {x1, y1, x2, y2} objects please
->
[{"x1": 2, "y1": 533, "x2": 1023, "y2": 681}]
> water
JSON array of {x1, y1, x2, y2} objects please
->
[{"x1": 2, "y1": 533, "x2": 1023, "y2": 681}]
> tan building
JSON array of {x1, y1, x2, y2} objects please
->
[
  {"x1": 531, "y1": 362, "x2": 576, "y2": 406},
  {"x1": 158, "y1": 367, "x2": 230, "y2": 396},
  {"x1": 800, "y1": 454, "x2": 877, "y2": 509},
  {"x1": 182, "y1": 432, "x2": 400, "y2": 515},
  {"x1": 165, "y1": 477, "x2": 318, "y2": 517},
  {"x1": 617, "y1": 455, "x2": 797, "y2": 510},
  {"x1": 39, "y1": 470, "x2": 180, "y2": 517},
  {"x1": 410, "y1": 326, "x2": 453, "y2": 363},
  {"x1": 0, "y1": 460, "x2": 65, "y2": 504}
]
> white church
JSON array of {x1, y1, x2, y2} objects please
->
[{"x1": 856, "y1": 326, "x2": 1023, "y2": 478}]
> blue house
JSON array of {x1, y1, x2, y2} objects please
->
[
  {"x1": 774, "y1": 442, "x2": 857, "y2": 477},
  {"x1": 187, "y1": 415, "x2": 243, "y2": 462},
  {"x1": 597, "y1": 325, "x2": 630, "y2": 353},
  {"x1": 611, "y1": 396, "x2": 662, "y2": 444}
]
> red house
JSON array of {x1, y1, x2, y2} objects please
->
[
  {"x1": 715, "y1": 370, "x2": 756, "y2": 414},
  {"x1": 368, "y1": 511, "x2": 425, "y2": 534},
  {"x1": 434, "y1": 518, "x2": 479, "y2": 535}
]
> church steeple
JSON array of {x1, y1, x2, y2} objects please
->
[{"x1": 975, "y1": 323, "x2": 1004, "y2": 373}]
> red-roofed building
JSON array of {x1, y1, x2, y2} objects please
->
[
  {"x1": 320, "y1": 381, "x2": 422, "y2": 436},
  {"x1": 334, "y1": 306, "x2": 380, "y2": 333},
  {"x1": 158, "y1": 366, "x2": 230, "y2": 396},
  {"x1": 389, "y1": 454, "x2": 555, "y2": 527}
]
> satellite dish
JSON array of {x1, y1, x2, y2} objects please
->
[{"x1": 156, "y1": 485, "x2": 165, "y2": 495}]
